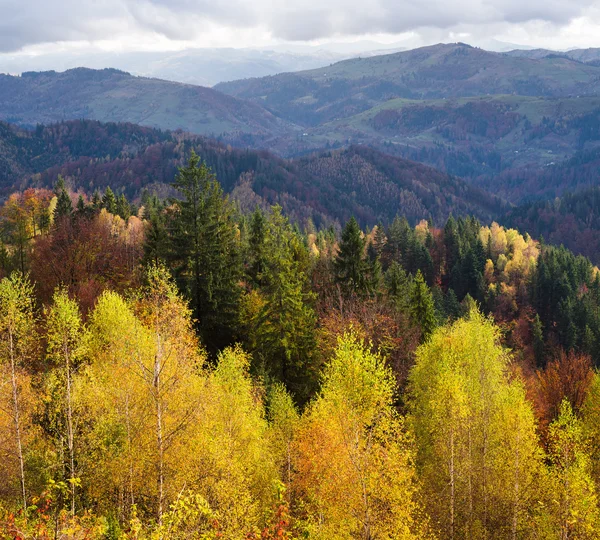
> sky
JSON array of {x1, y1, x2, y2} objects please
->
[{"x1": 2, "y1": 0, "x2": 600, "y2": 57}]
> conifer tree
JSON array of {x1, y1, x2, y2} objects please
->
[
  {"x1": 102, "y1": 187, "x2": 117, "y2": 215},
  {"x1": 248, "y1": 206, "x2": 316, "y2": 401},
  {"x1": 171, "y1": 152, "x2": 243, "y2": 352},
  {"x1": 532, "y1": 314, "x2": 545, "y2": 367},
  {"x1": 248, "y1": 207, "x2": 267, "y2": 287},
  {"x1": 116, "y1": 194, "x2": 131, "y2": 220},
  {"x1": 334, "y1": 216, "x2": 370, "y2": 296},
  {"x1": 54, "y1": 176, "x2": 73, "y2": 221},
  {"x1": 409, "y1": 270, "x2": 436, "y2": 342},
  {"x1": 386, "y1": 261, "x2": 412, "y2": 311}
]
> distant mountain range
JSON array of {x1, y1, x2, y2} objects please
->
[
  {"x1": 0, "y1": 68, "x2": 295, "y2": 142},
  {"x1": 4, "y1": 42, "x2": 600, "y2": 211},
  {"x1": 0, "y1": 119, "x2": 504, "y2": 227}
]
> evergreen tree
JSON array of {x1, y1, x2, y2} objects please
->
[
  {"x1": 102, "y1": 187, "x2": 117, "y2": 215},
  {"x1": 248, "y1": 207, "x2": 267, "y2": 287},
  {"x1": 76, "y1": 195, "x2": 86, "y2": 214},
  {"x1": 91, "y1": 189, "x2": 101, "y2": 210},
  {"x1": 248, "y1": 206, "x2": 316, "y2": 401},
  {"x1": 532, "y1": 314, "x2": 545, "y2": 367},
  {"x1": 116, "y1": 194, "x2": 131, "y2": 221},
  {"x1": 410, "y1": 270, "x2": 437, "y2": 342},
  {"x1": 143, "y1": 213, "x2": 170, "y2": 266},
  {"x1": 334, "y1": 216, "x2": 370, "y2": 296},
  {"x1": 171, "y1": 152, "x2": 243, "y2": 353},
  {"x1": 385, "y1": 260, "x2": 412, "y2": 311},
  {"x1": 54, "y1": 176, "x2": 73, "y2": 221}
]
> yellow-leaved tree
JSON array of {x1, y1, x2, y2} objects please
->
[
  {"x1": 0, "y1": 273, "x2": 38, "y2": 509},
  {"x1": 408, "y1": 309, "x2": 543, "y2": 539},
  {"x1": 292, "y1": 332, "x2": 431, "y2": 539}
]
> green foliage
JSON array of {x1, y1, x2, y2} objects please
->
[
  {"x1": 171, "y1": 152, "x2": 243, "y2": 353},
  {"x1": 334, "y1": 216, "x2": 371, "y2": 296},
  {"x1": 409, "y1": 270, "x2": 437, "y2": 342},
  {"x1": 246, "y1": 206, "x2": 317, "y2": 402}
]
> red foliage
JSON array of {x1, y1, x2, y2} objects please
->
[
  {"x1": 30, "y1": 214, "x2": 144, "y2": 314},
  {"x1": 530, "y1": 349, "x2": 595, "y2": 431}
]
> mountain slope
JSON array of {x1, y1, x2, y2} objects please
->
[
  {"x1": 0, "y1": 119, "x2": 505, "y2": 227},
  {"x1": 216, "y1": 43, "x2": 600, "y2": 127},
  {"x1": 0, "y1": 68, "x2": 296, "y2": 140},
  {"x1": 505, "y1": 187, "x2": 600, "y2": 264}
]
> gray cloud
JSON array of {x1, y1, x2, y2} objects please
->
[{"x1": 0, "y1": 0, "x2": 597, "y2": 52}]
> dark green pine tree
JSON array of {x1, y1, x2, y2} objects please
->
[
  {"x1": 76, "y1": 195, "x2": 86, "y2": 214},
  {"x1": 443, "y1": 215, "x2": 461, "y2": 286},
  {"x1": 54, "y1": 176, "x2": 73, "y2": 221},
  {"x1": 91, "y1": 189, "x2": 102, "y2": 210},
  {"x1": 410, "y1": 270, "x2": 437, "y2": 342},
  {"x1": 172, "y1": 152, "x2": 243, "y2": 353},
  {"x1": 116, "y1": 194, "x2": 131, "y2": 220},
  {"x1": 247, "y1": 207, "x2": 268, "y2": 287},
  {"x1": 143, "y1": 213, "x2": 170, "y2": 266},
  {"x1": 102, "y1": 187, "x2": 117, "y2": 215},
  {"x1": 252, "y1": 206, "x2": 317, "y2": 402},
  {"x1": 532, "y1": 314, "x2": 545, "y2": 367},
  {"x1": 334, "y1": 217, "x2": 370, "y2": 296},
  {"x1": 385, "y1": 261, "x2": 411, "y2": 311}
]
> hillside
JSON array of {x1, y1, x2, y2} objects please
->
[
  {"x1": 277, "y1": 94, "x2": 600, "y2": 178},
  {"x1": 216, "y1": 43, "x2": 600, "y2": 127},
  {"x1": 0, "y1": 119, "x2": 505, "y2": 227},
  {"x1": 477, "y1": 146, "x2": 600, "y2": 203},
  {"x1": 0, "y1": 68, "x2": 295, "y2": 141},
  {"x1": 506, "y1": 47, "x2": 600, "y2": 64},
  {"x1": 505, "y1": 187, "x2": 600, "y2": 264}
]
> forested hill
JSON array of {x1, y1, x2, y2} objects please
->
[
  {"x1": 505, "y1": 186, "x2": 600, "y2": 265},
  {"x1": 3, "y1": 160, "x2": 600, "y2": 536},
  {"x1": 0, "y1": 68, "x2": 295, "y2": 140},
  {"x1": 0, "y1": 119, "x2": 505, "y2": 227},
  {"x1": 216, "y1": 43, "x2": 600, "y2": 126}
]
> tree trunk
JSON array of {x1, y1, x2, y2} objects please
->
[
  {"x1": 64, "y1": 339, "x2": 76, "y2": 516},
  {"x1": 9, "y1": 330, "x2": 27, "y2": 510},
  {"x1": 154, "y1": 331, "x2": 165, "y2": 528}
]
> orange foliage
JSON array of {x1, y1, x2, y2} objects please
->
[{"x1": 532, "y1": 349, "x2": 595, "y2": 431}]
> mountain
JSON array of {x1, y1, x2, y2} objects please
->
[
  {"x1": 0, "y1": 48, "x2": 348, "y2": 88},
  {"x1": 216, "y1": 43, "x2": 600, "y2": 127},
  {"x1": 479, "y1": 146, "x2": 600, "y2": 203},
  {"x1": 301, "y1": 94, "x2": 600, "y2": 178},
  {"x1": 506, "y1": 47, "x2": 600, "y2": 65},
  {"x1": 0, "y1": 68, "x2": 295, "y2": 142},
  {"x1": 0, "y1": 119, "x2": 505, "y2": 227}
]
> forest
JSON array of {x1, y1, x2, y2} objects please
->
[{"x1": 2, "y1": 154, "x2": 600, "y2": 538}]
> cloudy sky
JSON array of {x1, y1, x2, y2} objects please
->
[{"x1": 2, "y1": 0, "x2": 600, "y2": 55}]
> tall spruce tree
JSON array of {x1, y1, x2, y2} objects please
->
[
  {"x1": 410, "y1": 270, "x2": 437, "y2": 342},
  {"x1": 102, "y1": 187, "x2": 117, "y2": 215},
  {"x1": 54, "y1": 176, "x2": 73, "y2": 221},
  {"x1": 334, "y1": 217, "x2": 370, "y2": 296},
  {"x1": 172, "y1": 152, "x2": 243, "y2": 353},
  {"x1": 249, "y1": 206, "x2": 317, "y2": 402}
]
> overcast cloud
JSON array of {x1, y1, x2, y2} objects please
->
[{"x1": 1, "y1": 0, "x2": 600, "y2": 53}]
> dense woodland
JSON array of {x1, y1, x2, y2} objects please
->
[{"x1": 1, "y1": 154, "x2": 600, "y2": 538}]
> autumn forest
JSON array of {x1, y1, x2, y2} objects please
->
[{"x1": 2, "y1": 153, "x2": 600, "y2": 539}]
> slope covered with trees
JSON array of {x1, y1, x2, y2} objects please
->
[
  {"x1": 0, "y1": 68, "x2": 294, "y2": 140},
  {"x1": 217, "y1": 43, "x2": 600, "y2": 126},
  {"x1": 0, "y1": 119, "x2": 505, "y2": 227},
  {"x1": 1, "y1": 157, "x2": 600, "y2": 536},
  {"x1": 505, "y1": 187, "x2": 600, "y2": 264}
]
